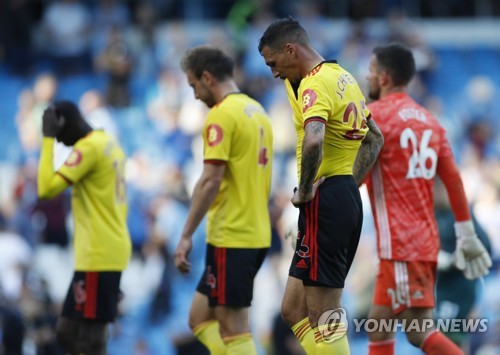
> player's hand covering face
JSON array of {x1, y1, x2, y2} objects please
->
[{"x1": 42, "y1": 106, "x2": 66, "y2": 138}]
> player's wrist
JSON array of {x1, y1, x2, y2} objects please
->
[
  {"x1": 454, "y1": 220, "x2": 476, "y2": 239},
  {"x1": 297, "y1": 186, "x2": 312, "y2": 195},
  {"x1": 180, "y1": 233, "x2": 193, "y2": 240}
]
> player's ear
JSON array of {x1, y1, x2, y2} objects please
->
[
  {"x1": 379, "y1": 70, "x2": 390, "y2": 86},
  {"x1": 285, "y1": 43, "x2": 295, "y2": 57},
  {"x1": 201, "y1": 70, "x2": 213, "y2": 85}
]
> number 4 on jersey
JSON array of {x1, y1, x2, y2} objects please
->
[
  {"x1": 258, "y1": 127, "x2": 269, "y2": 166},
  {"x1": 400, "y1": 128, "x2": 437, "y2": 180}
]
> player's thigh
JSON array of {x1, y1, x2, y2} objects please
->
[
  {"x1": 214, "y1": 305, "x2": 250, "y2": 338},
  {"x1": 367, "y1": 304, "x2": 396, "y2": 341},
  {"x1": 398, "y1": 307, "x2": 435, "y2": 346},
  {"x1": 303, "y1": 285, "x2": 343, "y2": 327},
  {"x1": 56, "y1": 317, "x2": 107, "y2": 352},
  {"x1": 79, "y1": 320, "x2": 107, "y2": 353},
  {"x1": 56, "y1": 316, "x2": 78, "y2": 347},
  {"x1": 189, "y1": 291, "x2": 215, "y2": 330},
  {"x1": 281, "y1": 275, "x2": 308, "y2": 327}
]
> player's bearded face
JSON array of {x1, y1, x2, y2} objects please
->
[
  {"x1": 367, "y1": 55, "x2": 381, "y2": 100},
  {"x1": 197, "y1": 81, "x2": 216, "y2": 108},
  {"x1": 187, "y1": 72, "x2": 216, "y2": 108}
]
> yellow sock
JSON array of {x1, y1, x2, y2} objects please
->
[
  {"x1": 313, "y1": 323, "x2": 350, "y2": 355},
  {"x1": 291, "y1": 317, "x2": 317, "y2": 355},
  {"x1": 193, "y1": 320, "x2": 227, "y2": 355},
  {"x1": 223, "y1": 333, "x2": 257, "y2": 355}
]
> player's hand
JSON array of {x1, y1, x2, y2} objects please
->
[
  {"x1": 42, "y1": 105, "x2": 65, "y2": 137},
  {"x1": 454, "y1": 221, "x2": 492, "y2": 280},
  {"x1": 175, "y1": 236, "x2": 193, "y2": 274},
  {"x1": 291, "y1": 176, "x2": 325, "y2": 207},
  {"x1": 284, "y1": 221, "x2": 298, "y2": 250}
]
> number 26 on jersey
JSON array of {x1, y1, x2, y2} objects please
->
[{"x1": 400, "y1": 128, "x2": 437, "y2": 180}]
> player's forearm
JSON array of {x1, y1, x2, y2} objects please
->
[
  {"x1": 38, "y1": 138, "x2": 56, "y2": 199},
  {"x1": 353, "y1": 119, "x2": 384, "y2": 185},
  {"x1": 299, "y1": 121, "x2": 324, "y2": 192},
  {"x1": 299, "y1": 143, "x2": 322, "y2": 192},
  {"x1": 437, "y1": 156, "x2": 471, "y2": 222},
  {"x1": 38, "y1": 138, "x2": 69, "y2": 199},
  {"x1": 181, "y1": 176, "x2": 221, "y2": 239}
]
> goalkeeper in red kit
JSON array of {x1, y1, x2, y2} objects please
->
[{"x1": 354, "y1": 43, "x2": 492, "y2": 355}]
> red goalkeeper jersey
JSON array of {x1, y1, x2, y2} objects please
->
[{"x1": 366, "y1": 93, "x2": 453, "y2": 261}]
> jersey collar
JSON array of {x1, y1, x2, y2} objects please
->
[
  {"x1": 380, "y1": 92, "x2": 408, "y2": 102},
  {"x1": 305, "y1": 60, "x2": 337, "y2": 78}
]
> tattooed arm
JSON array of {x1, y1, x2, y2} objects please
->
[
  {"x1": 353, "y1": 118, "x2": 384, "y2": 186},
  {"x1": 292, "y1": 119, "x2": 326, "y2": 206}
]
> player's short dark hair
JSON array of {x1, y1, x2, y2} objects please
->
[
  {"x1": 258, "y1": 16, "x2": 310, "y2": 53},
  {"x1": 180, "y1": 45, "x2": 234, "y2": 81},
  {"x1": 373, "y1": 43, "x2": 416, "y2": 86},
  {"x1": 54, "y1": 100, "x2": 82, "y2": 123}
]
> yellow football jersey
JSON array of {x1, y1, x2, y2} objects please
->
[
  {"x1": 203, "y1": 93, "x2": 273, "y2": 248},
  {"x1": 285, "y1": 61, "x2": 370, "y2": 180},
  {"x1": 39, "y1": 131, "x2": 131, "y2": 271}
]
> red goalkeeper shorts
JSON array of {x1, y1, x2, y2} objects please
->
[{"x1": 373, "y1": 259, "x2": 437, "y2": 315}]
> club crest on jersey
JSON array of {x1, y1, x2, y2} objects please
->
[
  {"x1": 302, "y1": 89, "x2": 317, "y2": 113},
  {"x1": 206, "y1": 266, "x2": 216, "y2": 289},
  {"x1": 65, "y1": 149, "x2": 83, "y2": 167},
  {"x1": 207, "y1": 124, "x2": 223, "y2": 146},
  {"x1": 72, "y1": 280, "x2": 87, "y2": 304}
]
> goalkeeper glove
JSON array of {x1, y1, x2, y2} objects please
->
[{"x1": 454, "y1": 220, "x2": 492, "y2": 280}]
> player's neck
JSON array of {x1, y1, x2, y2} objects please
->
[
  {"x1": 216, "y1": 80, "x2": 240, "y2": 103},
  {"x1": 381, "y1": 85, "x2": 408, "y2": 98},
  {"x1": 300, "y1": 47, "x2": 324, "y2": 78}
]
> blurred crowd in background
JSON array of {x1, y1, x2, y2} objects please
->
[{"x1": 0, "y1": 0, "x2": 499, "y2": 354}]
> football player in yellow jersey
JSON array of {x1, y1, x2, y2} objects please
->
[
  {"x1": 259, "y1": 17, "x2": 384, "y2": 354},
  {"x1": 37, "y1": 101, "x2": 131, "y2": 354},
  {"x1": 175, "y1": 46, "x2": 273, "y2": 355}
]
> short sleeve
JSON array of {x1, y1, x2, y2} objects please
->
[
  {"x1": 362, "y1": 99, "x2": 371, "y2": 120},
  {"x1": 203, "y1": 108, "x2": 235, "y2": 162},
  {"x1": 300, "y1": 77, "x2": 331, "y2": 124},
  {"x1": 57, "y1": 137, "x2": 98, "y2": 183}
]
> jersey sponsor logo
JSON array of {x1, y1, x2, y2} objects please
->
[
  {"x1": 207, "y1": 124, "x2": 223, "y2": 146},
  {"x1": 65, "y1": 149, "x2": 83, "y2": 167},
  {"x1": 302, "y1": 89, "x2": 317, "y2": 113}
]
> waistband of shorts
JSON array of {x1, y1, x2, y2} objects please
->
[{"x1": 321, "y1": 175, "x2": 356, "y2": 185}]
